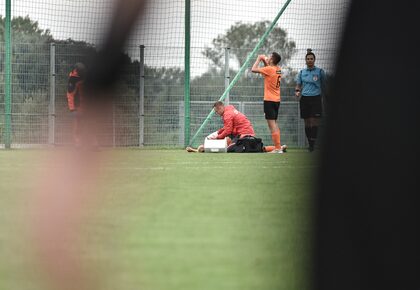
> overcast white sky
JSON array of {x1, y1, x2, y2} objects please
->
[{"x1": 2, "y1": 0, "x2": 350, "y2": 75}]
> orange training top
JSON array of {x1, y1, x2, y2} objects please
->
[
  {"x1": 66, "y1": 69, "x2": 84, "y2": 111},
  {"x1": 259, "y1": 65, "x2": 281, "y2": 102}
]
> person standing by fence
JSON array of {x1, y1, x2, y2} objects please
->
[
  {"x1": 66, "y1": 62, "x2": 100, "y2": 150},
  {"x1": 66, "y1": 62, "x2": 86, "y2": 148}
]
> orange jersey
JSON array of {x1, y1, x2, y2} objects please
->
[
  {"x1": 217, "y1": 105, "x2": 255, "y2": 139},
  {"x1": 66, "y1": 69, "x2": 84, "y2": 111},
  {"x1": 259, "y1": 66, "x2": 281, "y2": 102}
]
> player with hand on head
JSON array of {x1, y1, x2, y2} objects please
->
[
  {"x1": 295, "y1": 48, "x2": 326, "y2": 152},
  {"x1": 252, "y1": 52, "x2": 287, "y2": 153}
]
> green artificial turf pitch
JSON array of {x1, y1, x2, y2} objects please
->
[{"x1": 0, "y1": 148, "x2": 318, "y2": 290}]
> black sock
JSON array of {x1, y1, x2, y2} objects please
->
[
  {"x1": 305, "y1": 127, "x2": 311, "y2": 146},
  {"x1": 311, "y1": 126, "x2": 318, "y2": 147}
]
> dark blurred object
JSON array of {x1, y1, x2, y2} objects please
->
[
  {"x1": 29, "y1": 1, "x2": 149, "y2": 290},
  {"x1": 81, "y1": 0, "x2": 149, "y2": 148},
  {"x1": 84, "y1": 0, "x2": 148, "y2": 96},
  {"x1": 314, "y1": 1, "x2": 420, "y2": 290}
]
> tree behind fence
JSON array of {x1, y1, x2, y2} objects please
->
[{"x1": 0, "y1": 42, "x2": 308, "y2": 148}]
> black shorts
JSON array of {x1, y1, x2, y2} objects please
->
[
  {"x1": 227, "y1": 134, "x2": 240, "y2": 144},
  {"x1": 264, "y1": 101, "x2": 280, "y2": 120},
  {"x1": 299, "y1": 95, "x2": 322, "y2": 119}
]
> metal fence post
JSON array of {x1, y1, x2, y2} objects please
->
[
  {"x1": 239, "y1": 102, "x2": 245, "y2": 115},
  {"x1": 139, "y1": 45, "x2": 145, "y2": 147},
  {"x1": 184, "y1": 0, "x2": 191, "y2": 147},
  {"x1": 179, "y1": 101, "x2": 185, "y2": 146},
  {"x1": 4, "y1": 0, "x2": 12, "y2": 148},
  {"x1": 48, "y1": 43, "x2": 56, "y2": 146},
  {"x1": 224, "y1": 47, "x2": 230, "y2": 105},
  {"x1": 112, "y1": 101, "x2": 116, "y2": 147}
]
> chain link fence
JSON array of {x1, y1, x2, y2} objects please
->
[{"x1": 1, "y1": 43, "x2": 309, "y2": 148}]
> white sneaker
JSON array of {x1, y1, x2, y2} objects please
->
[
  {"x1": 268, "y1": 149, "x2": 284, "y2": 153},
  {"x1": 281, "y1": 144, "x2": 288, "y2": 152}
]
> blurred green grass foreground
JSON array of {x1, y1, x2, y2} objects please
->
[{"x1": 0, "y1": 148, "x2": 318, "y2": 290}]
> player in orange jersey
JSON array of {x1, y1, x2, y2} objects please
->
[
  {"x1": 66, "y1": 62, "x2": 99, "y2": 150},
  {"x1": 252, "y1": 52, "x2": 287, "y2": 153},
  {"x1": 66, "y1": 62, "x2": 86, "y2": 148}
]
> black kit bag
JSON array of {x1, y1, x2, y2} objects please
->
[{"x1": 227, "y1": 136, "x2": 264, "y2": 153}]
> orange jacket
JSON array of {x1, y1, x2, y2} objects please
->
[
  {"x1": 66, "y1": 69, "x2": 84, "y2": 111},
  {"x1": 217, "y1": 105, "x2": 255, "y2": 139}
]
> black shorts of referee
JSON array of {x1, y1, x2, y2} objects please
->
[
  {"x1": 299, "y1": 95, "x2": 322, "y2": 119},
  {"x1": 264, "y1": 101, "x2": 280, "y2": 120}
]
